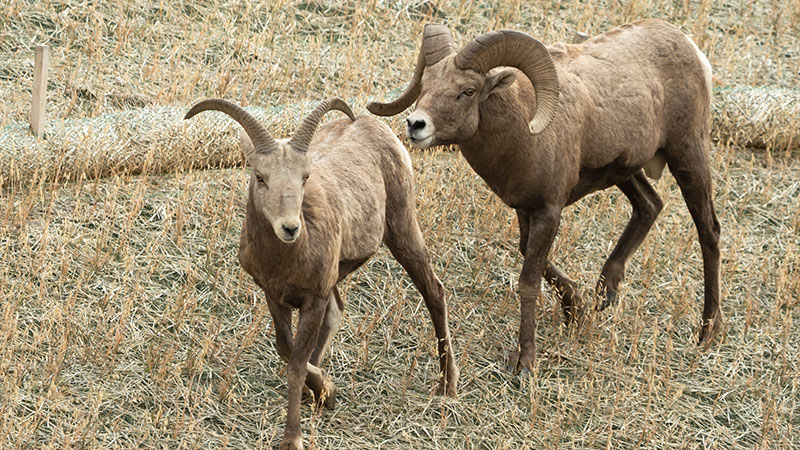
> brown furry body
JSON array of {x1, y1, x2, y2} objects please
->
[
  {"x1": 376, "y1": 19, "x2": 721, "y2": 373},
  {"x1": 238, "y1": 116, "x2": 458, "y2": 450}
]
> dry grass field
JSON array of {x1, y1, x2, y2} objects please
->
[{"x1": 1, "y1": 0, "x2": 799, "y2": 448}]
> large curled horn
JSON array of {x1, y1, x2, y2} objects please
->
[
  {"x1": 367, "y1": 24, "x2": 454, "y2": 116},
  {"x1": 422, "y1": 23, "x2": 456, "y2": 66},
  {"x1": 184, "y1": 99, "x2": 278, "y2": 154},
  {"x1": 454, "y1": 30, "x2": 559, "y2": 134},
  {"x1": 288, "y1": 98, "x2": 355, "y2": 153}
]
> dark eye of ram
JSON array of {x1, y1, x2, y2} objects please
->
[
  {"x1": 255, "y1": 174, "x2": 267, "y2": 185},
  {"x1": 464, "y1": 88, "x2": 476, "y2": 97}
]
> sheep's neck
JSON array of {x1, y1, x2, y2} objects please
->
[
  {"x1": 458, "y1": 108, "x2": 528, "y2": 204},
  {"x1": 456, "y1": 84, "x2": 557, "y2": 209}
]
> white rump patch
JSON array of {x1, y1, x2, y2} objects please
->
[{"x1": 685, "y1": 34, "x2": 712, "y2": 98}]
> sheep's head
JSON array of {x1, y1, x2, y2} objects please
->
[
  {"x1": 185, "y1": 98, "x2": 354, "y2": 243},
  {"x1": 368, "y1": 24, "x2": 560, "y2": 148}
]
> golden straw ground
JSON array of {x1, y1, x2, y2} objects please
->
[{"x1": 1, "y1": 0, "x2": 799, "y2": 448}]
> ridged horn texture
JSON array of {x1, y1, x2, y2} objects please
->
[
  {"x1": 454, "y1": 30, "x2": 560, "y2": 134},
  {"x1": 288, "y1": 98, "x2": 355, "y2": 153},
  {"x1": 366, "y1": 23, "x2": 454, "y2": 117},
  {"x1": 422, "y1": 23, "x2": 455, "y2": 66},
  {"x1": 184, "y1": 99, "x2": 278, "y2": 154}
]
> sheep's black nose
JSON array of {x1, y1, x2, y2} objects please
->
[
  {"x1": 282, "y1": 225, "x2": 298, "y2": 236},
  {"x1": 406, "y1": 118, "x2": 427, "y2": 131}
]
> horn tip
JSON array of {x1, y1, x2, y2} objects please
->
[
  {"x1": 184, "y1": 99, "x2": 220, "y2": 120},
  {"x1": 326, "y1": 97, "x2": 356, "y2": 121},
  {"x1": 366, "y1": 102, "x2": 394, "y2": 117},
  {"x1": 529, "y1": 117, "x2": 551, "y2": 135},
  {"x1": 339, "y1": 99, "x2": 357, "y2": 121},
  {"x1": 183, "y1": 105, "x2": 200, "y2": 120}
]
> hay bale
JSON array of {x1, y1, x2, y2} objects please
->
[
  {"x1": 713, "y1": 87, "x2": 800, "y2": 153},
  {"x1": 1, "y1": 88, "x2": 796, "y2": 189},
  {"x1": 0, "y1": 102, "x2": 316, "y2": 188}
]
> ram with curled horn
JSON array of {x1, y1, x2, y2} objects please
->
[
  {"x1": 370, "y1": 19, "x2": 722, "y2": 374},
  {"x1": 185, "y1": 98, "x2": 459, "y2": 450}
]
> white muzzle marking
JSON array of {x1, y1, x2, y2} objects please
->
[{"x1": 405, "y1": 110, "x2": 435, "y2": 148}]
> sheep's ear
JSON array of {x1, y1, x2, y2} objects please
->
[
  {"x1": 239, "y1": 128, "x2": 256, "y2": 161},
  {"x1": 485, "y1": 69, "x2": 517, "y2": 96}
]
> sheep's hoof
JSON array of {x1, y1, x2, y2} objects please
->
[
  {"x1": 279, "y1": 435, "x2": 303, "y2": 450},
  {"x1": 506, "y1": 348, "x2": 534, "y2": 375},
  {"x1": 563, "y1": 304, "x2": 585, "y2": 326},
  {"x1": 303, "y1": 382, "x2": 337, "y2": 409},
  {"x1": 595, "y1": 290, "x2": 617, "y2": 311},
  {"x1": 697, "y1": 312, "x2": 724, "y2": 350},
  {"x1": 315, "y1": 383, "x2": 337, "y2": 410},
  {"x1": 322, "y1": 385, "x2": 337, "y2": 410},
  {"x1": 434, "y1": 366, "x2": 460, "y2": 398}
]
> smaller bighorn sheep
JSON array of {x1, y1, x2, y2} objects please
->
[
  {"x1": 369, "y1": 19, "x2": 721, "y2": 373},
  {"x1": 184, "y1": 98, "x2": 459, "y2": 450}
]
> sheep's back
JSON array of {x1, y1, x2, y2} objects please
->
[
  {"x1": 308, "y1": 116, "x2": 415, "y2": 262},
  {"x1": 556, "y1": 19, "x2": 711, "y2": 169}
]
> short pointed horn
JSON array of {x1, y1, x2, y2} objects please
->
[
  {"x1": 454, "y1": 30, "x2": 559, "y2": 134},
  {"x1": 184, "y1": 99, "x2": 278, "y2": 154},
  {"x1": 288, "y1": 98, "x2": 355, "y2": 153},
  {"x1": 367, "y1": 23, "x2": 454, "y2": 117}
]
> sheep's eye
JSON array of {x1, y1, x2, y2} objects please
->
[
  {"x1": 255, "y1": 174, "x2": 267, "y2": 185},
  {"x1": 464, "y1": 88, "x2": 476, "y2": 97},
  {"x1": 302, "y1": 174, "x2": 309, "y2": 185}
]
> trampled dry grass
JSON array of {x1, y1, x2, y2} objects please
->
[{"x1": 2, "y1": 1, "x2": 799, "y2": 449}]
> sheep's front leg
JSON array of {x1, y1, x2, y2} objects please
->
[
  {"x1": 280, "y1": 296, "x2": 326, "y2": 450},
  {"x1": 517, "y1": 209, "x2": 583, "y2": 324},
  {"x1": 266, "y1": 298, "x2": 294, "y2": 362},
  {"x1": 309, "y1": 287, "x2": 343, "y2": 367},
  {"x1": 267, "y1": 295, "x2": 335, "y2": 410},
  {"x1": 508, "y1": 206, "x2": 561, "y2": 375}
]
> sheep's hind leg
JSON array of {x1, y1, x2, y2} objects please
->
[
  {"x1": 384, "y1": 209, "x2": 459, "y2": 398},
  {"x1": 596, "y1": 170, "x2": 663, "y2": 310},
  {"x1": 666, "y1": 155, "x2": 722, "y2": 347},
  {"x1": 517, "y1": 209, "x2": 583, "y2": 324},
  {"x1": 305, "y1": 287, "x2": 343, "y2": 409},
  {"x1": 310, "y1": 287, "x2": 343, "y2": 366}
]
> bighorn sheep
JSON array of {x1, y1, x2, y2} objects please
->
[
  {"x1": 184, "y1": 98, "x2": 459, "y2": 450},
  {"x1": 369, "y1": 19, "x2": 721, "y2": 373}
]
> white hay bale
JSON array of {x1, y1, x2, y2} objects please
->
[
  {"x1": 712, "y1": 87, "x2": 800, "y2": 153},
  {"x1": 1, "y1": 88, "x2": 796, "y2": 189},
  {"x1": 0, "y1": 102, "x2": 321, "y2": 188}
]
